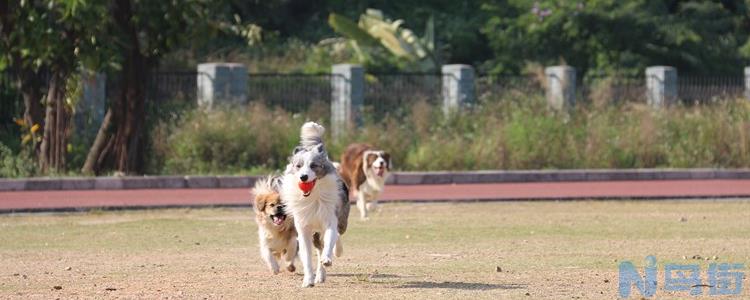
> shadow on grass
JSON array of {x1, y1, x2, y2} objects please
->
[
  {"x1": 329, "y1": 273, "x2": 404, "y2": 279},
  {"x1": 397, "y1": 281, "x2": 526, "y2": 291}
]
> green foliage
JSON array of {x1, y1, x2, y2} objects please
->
[
  {"x1": 339, "y1": 97, "x2": 750, "y2": 171},
  {"x1": 327, "y1": 9, "x2": 437, "y2": 72},
  {"x1": 0, "y1": 142, "x2": 36, "y2": 177},
  {"x1": 482, "y1": 0, "x2": 750, "y2": 75},
  {"x1": 151, "y1": 103, "x2": 308, "y2": 175},
  {"x1": 140, "y1": 97, "x2": 750, "y2": 176}
]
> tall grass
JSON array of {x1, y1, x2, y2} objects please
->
[
  {"x1": 335, "y1": 97, "x2": 750, "y2": 171},
  {"x1": 151, "y1": 97, "x2": 750, "y2": 174},
  {"x1": 149, "y1": 103, "x2": 308, "y2": 175}
]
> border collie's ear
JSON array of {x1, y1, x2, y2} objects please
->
[
  {"x1": 293, "y1": 146, "x2": 304, "y2": 155},
  {"x1": 316, "y1": 144, "x2": 325, "y2": 153},
  {"x1": 383, "y1": 153, "x2": 392, "y2": 170}
]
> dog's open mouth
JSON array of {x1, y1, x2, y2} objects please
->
[
  {"x1": 298, "y1": 179, "x2": 316, "y2": 197},
  {"x1": 270, "y1": 213, "x2": 286, "y2": 226},
  {"x1": 374, "y1": 167, "x2": 385, "y2": 177}
]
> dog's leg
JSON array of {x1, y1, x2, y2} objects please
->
[
  {"x1": 296, "y1": 224, "x2": 315, "y2": 287},
  {"x1": 314, "y1": 247, "x2": 327, "y2": 284},
  {"x1": 320, "y1": 223, "x2": 337, "y2": 267},
  {"x1": 260, "y1": 246, "x2": 280, "y2": 275},
  {"x1": 356, "y1": 190, "x2": 368, "y2": 220},
  {"x1": 283, "y1": 239, "x2": 297, "y2": 273},
  {"x1": 334, "y1": 234, "x2": 343, "y2": 257},
  {"x1": 366, "y1": 193, "x2": 379, "y2": 212}
]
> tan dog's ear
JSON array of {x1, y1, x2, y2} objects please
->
[{"x1": 254, "y1": 195, "x2": 267, "y2": 212}]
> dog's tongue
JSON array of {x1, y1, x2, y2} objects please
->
[
  {"x1": 377, "y1": 168, "x2": 384, "y2": 177},
  {"x1": 298, "y1": 180, "x2": 316, "y2": 194},
  {"x1": 273, "y1": 215, "x2": 285, "y2": 225}
]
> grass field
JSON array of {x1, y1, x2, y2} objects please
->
[{"x1": 1, "y1": 200, "x2": 749, "y2": 299}]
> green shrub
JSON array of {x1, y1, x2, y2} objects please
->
[
  {"x1": 335, "y1": 97, "x2": 750, "y2": 171},
  {"x1": 153, "y1": 103, "x2": 308, "y2": 175},
  {"x1": 0, "y1": 142, "x2": 36, "y2": 178},
  {"x1": 148, "y1": 96, "x2": 750, "y2": 174}
]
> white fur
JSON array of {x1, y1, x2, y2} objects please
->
[
  {"x1": 356, "y1": 151, "x2": 390, "y2": 219},
  {"x1": 281, "y1": 171, "x2": 343, "y2": 287},
  {"x1": 300, "y1": 122, "x2": 325, "y2": 147},
  {"x1": 281, "y1": 121, "x2": 345, "y2": 288}
]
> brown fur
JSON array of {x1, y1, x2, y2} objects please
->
[
  {"x1": 338, "y1": 143, "x2": 391, "y2": 220},
  {"x1": 254, "y1": 192, "x2": 296, "y2": 243},
  {"x1": 339, "y1": 143, "x2": 390, "y2": 194},
  {"x1": 254, "y1": 186, "x2": 297, "y2": 273}
]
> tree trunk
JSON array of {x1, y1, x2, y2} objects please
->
[
  {"x1": 38, "y1": 72, "x2": 70, "y2": 173},
  {"x1": 19, "y1": 69, "x2": 46, "y2": 151},
  {"x1": 81, "y1": 0, "x2": 147, "y2": 175}
]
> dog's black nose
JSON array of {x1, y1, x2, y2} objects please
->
[{"x1": 300, "y1": 174, "x2": 308, "y2": 182}]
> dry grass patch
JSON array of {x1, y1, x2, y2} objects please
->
[{"x1": 1, "y1": 200, "x2": 749, "y2": 299}]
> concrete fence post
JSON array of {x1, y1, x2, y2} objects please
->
[
  {"x1": 197, "y1": 63, "x2": 248, "y2": 109},
  {"x1": 331, "y1": 64, "x2": 364, "y2": 139},
  {"x1": 744, "y1": 67, "x2": 750, "y2": 100},
  {"x1": 544, "y1": 66, "x2": 576, "y2": 110},
  {"x1": 646, "y1": 66, "x2": 677, "y2": 108},
  {"x1": 75, "y1": 70, "x2": 106, "y2": 137},
  {"x1": 441, "y1": 64, "x2": 475, "y2": 115}
]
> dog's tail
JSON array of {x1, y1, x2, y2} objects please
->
[
  {"x1": 335, "y1": 236, "x2": 344, "y2": 257},
  {"x1": 300, "y1": 121, "x2": 325, "y2": 147}
]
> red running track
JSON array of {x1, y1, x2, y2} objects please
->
[{"x1": 1, "y1": 180, "x2": 749, "y2": 212}]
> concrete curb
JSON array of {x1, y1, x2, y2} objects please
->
[
  {"x1": 0, "y1": 175, "x2": 259, "y2": 192},
  {"x1": 389, "y1": 169, "x2": 750, "y2": 185},
  {"x1": 2, "y1": 195, "x2": 749, "y2": 214},
  {"x1": 2, "y1": 169, "x2": 750, "y2": 191}
]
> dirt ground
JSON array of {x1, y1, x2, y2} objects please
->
[{"x1": 1, "y1": 200, "x2": 749, "y2": 299}]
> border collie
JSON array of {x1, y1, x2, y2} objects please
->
[
  {"x1": 280, "y1": 122, "x2": 350, "y2": 287},
  {"x1": 339, "y1": 143, "x2": 391, "y2": 220}
]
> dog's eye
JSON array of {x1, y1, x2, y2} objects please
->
[
  {"x1": 310, "y1": 163, "x2": 318, "y2": 169},
  {"x1": 269, "y1": 203, "x2": 275, "y2": 207},
  {"x1": 295, "y1": 163, "x2": 302, "y2": 169}
]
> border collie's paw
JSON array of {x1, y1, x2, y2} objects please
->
[
  {"x1": 321, "y1": 256, "x2": 333, "y2": 267},
  {"x1": 301, "y1": 277, "x2": 315, "y2": 288}
]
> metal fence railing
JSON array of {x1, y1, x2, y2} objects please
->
[
  {"x1": 146, "y1": 71, "x2": 199, "y2": 103},
  {"x1": 678, "y1": 75, "x2": 743, "y2": 104},
  {"x1": 364, "y1": 73, "x2": 443, "y2": 118},
  {"x1": 247, "y1": 73, "x2": 332, "y2": 114},
  {"x1": 126, "y1": 72, "x2": 750, "y2": 112},
  {"x1": 476, "y1": 75, "x2": 544, "y2": 103},
  {"x1": 2, "y1": 71, "x2": 749, "y2": 129},
  {"x1": 578, "y1": 76, "x2": 647, "y2": 105},
  {"x1": 145, "y1": 72, "x2": 333, "y2": 115}
]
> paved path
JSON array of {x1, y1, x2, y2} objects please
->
[{"x1": 1, "y1": 179, "x2": 749, "y2": 212}]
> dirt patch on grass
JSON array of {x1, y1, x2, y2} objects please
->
[{"x1": 1, "y1": 200, "x2": 749, "y2": 299}]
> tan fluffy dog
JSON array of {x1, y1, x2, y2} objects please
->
[{"x1": 253, "y1": 176, "x2": 297, "y2": 274}]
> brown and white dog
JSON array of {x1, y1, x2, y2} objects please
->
[
  {"x1": 339, "y1": 143, "x2": 391, "y2": 220},
  {"x1": 253, "y1": 176, "x2": 297, "y2": 275}
]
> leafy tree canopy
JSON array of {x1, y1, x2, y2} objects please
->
[{"x1": 481, "y1": 0, "x2": 750, "y2": 75}]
